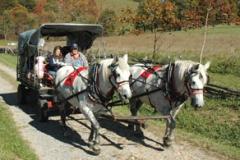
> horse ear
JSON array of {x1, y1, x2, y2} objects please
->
[
  {"x1": 204, "y1": 61, "x2": 211, "y2": 70},
  {"x1": 112, "y1": 56, "x2": 119, "y2": 64},
  {"x1": 123, "y1": 54, "x2": 128, "y2": 62},
  {"x1": 192, "y1": 64, "x2": 200, "y2": 71}
]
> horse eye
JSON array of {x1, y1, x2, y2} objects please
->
[
  {"x1": 199, "y1": 74, "x2": 203, "y2": 79},
  {"x1": 191, "y1": 81, "x2": 196, "y2": 85},
  {"x1": 117, "y1": 73, "x2": 120, "y2": 77}
]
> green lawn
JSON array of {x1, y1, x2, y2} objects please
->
[
  {"x1": 0, "y1": 54, "x2": 17, "y2": 68},
  {"x1": 0, "y1": 103, "x2": 37, "y2": 160},
  {"x1": 209, "y1": 73, "x2": 240, "y2": 89},
  {"x1": 0, "y1": 40, "x2": 16, "y2": 46},
  {"x1": 0, "y1": 54, "x2": 37, "y2": 159}
]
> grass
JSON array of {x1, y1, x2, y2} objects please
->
[
  {"x1": 0, "y1": 54, "x2": 17, "y2": 68},
  {"x1": 0, "y1": 102, "x2": 37, "y2": 160},
  {"x1": 112, "y1": 97, "x2": 240, "y2": 160},
  {"x1": 0, "y1": 40, "x2": 17, "y2": 46},
  {"x1": 0, "y1": 54, "x2": 37, "y2": 159},
  {"x1": 209, "y1": 73, "x2": 240, "y2": 89},
  {"x1": 92, "y1": 24, "x2": 240, "y2": 57}
]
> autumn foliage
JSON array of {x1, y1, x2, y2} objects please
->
[
  {"x1": 0, "y1": 0, "x2": 99, "y2": 39},
  {"x1": 0, "y1": 0, "x2": 240, "y2": 39},
  {"x1": 120, "y1": 0, "x2": 240, "y2": 32}
]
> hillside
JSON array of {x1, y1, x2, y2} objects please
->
[{"x1": 93, "y1": 25, "x2": 240, "y2": 57}]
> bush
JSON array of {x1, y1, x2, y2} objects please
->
[
  {"x1": 98, "y1": 9, "x2": 117, "y2": 35},
  {"x1": 209, "y1": 56, "x2": 240, "y2": 76}
]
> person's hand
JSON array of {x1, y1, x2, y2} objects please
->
[{"x1": 59, "y1": 62, "x2": 67, "y2": 66}]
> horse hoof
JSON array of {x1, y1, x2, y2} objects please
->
[
  {"x1": 134, "y1": 131, "x2": 144, "y2": 139},
  {"x1": 89, "y1": 142, "x2": 101, "y2": 155},
  {"x1": 163, "y1": 137, "x2": 172, "y2": 147}
]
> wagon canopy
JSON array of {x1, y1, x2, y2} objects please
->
[{"x1": 18, "y1": 23, "x2": 103, "y2": 57}]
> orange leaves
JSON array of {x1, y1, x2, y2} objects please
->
[
  {"x1": 59, "y1": 0, "x2": 99, "y2": 22},
  {"x1": 34, "y1": 0, "x2": 46, "y2": 15},
  {"x1": 119, "y1": 0, "x2": 179, "y2": 32}
]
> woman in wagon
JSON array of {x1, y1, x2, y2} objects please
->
[
  {"x1": 64, "y1": 43, "x2": 88, "y2": 68},
  {"x1": 48, "y1": 45, "x2": 65, "y2": 78}
]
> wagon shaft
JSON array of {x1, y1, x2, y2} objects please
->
[{"x1": 100, "y1": 114, "x2": 169, "y2": 127}]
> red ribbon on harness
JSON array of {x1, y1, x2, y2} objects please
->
[
  {"x1": 64, "y1": 67, "x2": 87, "y2": 87},
  {"x1": 140, "y1": 66, "x2": 161, "y2": 79}
]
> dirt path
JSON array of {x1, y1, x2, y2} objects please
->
[{"x1": 0, "y1": 62, "x2": 227, "y2": 160}]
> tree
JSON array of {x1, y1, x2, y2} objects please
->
[
  {"x1": 120, "y1": 0, "x2": 178, "y2": 57},
  {"x1": 172, "y1": 0, "x2": 239, "y2": 28},
  {"x1": 0, "y1": 0, "x2": 17, "y2": 14},
  {"x1": 6, "y1": 4, "x2": 36, "y2": 37},
  {"x1": 34, "y1": 0, "x2": 60, "y2": 23},
  {"x1": 19, "y1": 0, "x2": 36, "y2": 11},
  {"x1": 58, "y1": 0, "x2": 99, "y2": 23},
  {"x1": 98, "y1": 9, "x2": 117, "y2": 35},
  {"x1": 0, "y1": 10, "x2": 15, "y2": 40}
]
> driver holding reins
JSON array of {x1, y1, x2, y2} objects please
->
[{"x1": 64, "y1": 43, "x2": 88, "y2": 68}]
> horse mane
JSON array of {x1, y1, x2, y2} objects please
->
[
  {"x1": 174, "y1": 60, "x2": 207, "y2": 82},
  {"x1": 99, "y1": 57, "x2": 129, "y2": 81}
]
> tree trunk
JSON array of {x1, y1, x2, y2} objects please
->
[{"x1": 152, "y1": 29, "x2": 157, "y2": 59}]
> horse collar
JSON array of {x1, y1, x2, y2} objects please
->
[
  {"x1": 88, "y1": 63, "x2": 113, "y2": 105},
  {"x1": 166, "y1": 63, "x2": 188, "y2": 105}
]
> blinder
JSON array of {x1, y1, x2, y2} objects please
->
[
  {"x1": 184, "y1": 68, "x2": 205, "y2": 96},
  {"x1": 108, "y1": 63, "x2": 119, "y2": 79},
  {"x1": 108, "y1": 62, "x2": 129, "y2": 90}
]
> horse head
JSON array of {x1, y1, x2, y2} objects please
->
[
  {"x1": 184, "y1": 61, "x2": 210, "y2": 108},
  {"x1": 108, "y1": 54, "x2": 132, "y2": 101}
]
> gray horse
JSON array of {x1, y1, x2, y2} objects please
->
[
  {"x1": 55, "y1": 54, "x2": 132, "y2": 154},
  {"x1": 129, "y1": 60, "x2": 210, "y2": 146}
]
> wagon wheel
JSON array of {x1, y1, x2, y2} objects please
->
[
  {"x1": 37, "y1": 99, "x2": 49, "y2": 122},
  {"x1": 17, "y1": 84, "x2": 26, "y2": 105}
]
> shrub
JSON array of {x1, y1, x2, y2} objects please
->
[{"x1": 98, "y1": 9, "x2": 117, "y2": 35}]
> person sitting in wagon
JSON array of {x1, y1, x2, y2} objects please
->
[
  {"x1": 48, "y1": 45, "x2": 65, "y2": 78},
  {"x1": 64, "y1": 43, "x2": 88, "y2": 68}
]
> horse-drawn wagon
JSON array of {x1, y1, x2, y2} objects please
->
[
  {"x1": 17, "y1": 23, "x2": 103, "y2": 121},
  {"x1": 16, "y1": 23, "x2": 211, "y2": 154}
]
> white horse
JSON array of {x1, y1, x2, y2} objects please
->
[
  {"x1": 55, "y1": 54, "x2": 132, "y2": 154},
  {"x1": 129, "y1": 60, "x2": 210, "y2": 146}
]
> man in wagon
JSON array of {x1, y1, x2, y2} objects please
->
[{"x1": 64, "y1": 43, "x2": 88, "y2": 68}]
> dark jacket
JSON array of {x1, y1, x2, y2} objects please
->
[{"x1": 48, "y1": 56, "x2": 62, "y2": 72}]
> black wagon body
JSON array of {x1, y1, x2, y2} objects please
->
[{"x1": 17, "y1": 23, "x2": 103, "y2": 121}]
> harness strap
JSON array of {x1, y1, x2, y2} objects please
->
[
  {"x1": 107, "y1": 87, "x2": 164, "y2": 107},
  {"x1": 165, "y1": 63, "x2": 188, "y2": 108},
  {"x1": 57, "y1": 89, "x2": 87, "y2": 105},
  {"x1": 88, "y1": 63, "x2": 112, "y2": 106}
]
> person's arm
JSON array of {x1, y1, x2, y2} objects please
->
[
  {"x1": 79, "y1": 52, "x2": 89, "y2": 67},
  {"x1": 48, "y1": 57, "x2": 58, "y2": 68},
  {"x1": 64, "y1": 53, "x2": 73, "y2": 65}
]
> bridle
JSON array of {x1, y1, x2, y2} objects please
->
[
  {"x1": 108, "y1": 63, "x2": 130, "y2": 98},
  {"x1": 184, "y1": 70, "x2": 207, "y2": 97}
]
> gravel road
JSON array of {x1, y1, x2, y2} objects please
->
[{"x1": 0, "y1": 62, "x2": 228, "y2": 160}]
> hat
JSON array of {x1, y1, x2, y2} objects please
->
[{"x1": 71, "y1": 43, "x2": 78, "y2": 50}]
